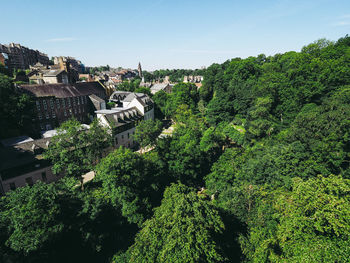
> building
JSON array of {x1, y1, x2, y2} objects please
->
[
  {"x1": 183, "y1": 75, "x2": 203, "y2": 83},
  {"x1": 0, "y1": 43, "x2": 49, "y2": 72},
  {"x1": 0, "y1": 136, "x2": 61, "y2": 195},
  {"x1": 28, "y1": 58, "x2": 79, "y2": 85},
  {"x1": 53, "y1": 56, "x2": 84, "y2": 73},
  {"x1": 97, "y1": 91, "x2": 154, "y2": 148},
  {"x1": 19, "y1": 82, "x2": 107, "y2": 131},
  {"x1": 0, "y1": 52, "x2": 9, "y2": 68},
  {"x1": 150, "y1": 83, "x2": 172, "y2": 95},
  {"x1": 138, "y1": 62, "x2": 143, "y2": 78}
]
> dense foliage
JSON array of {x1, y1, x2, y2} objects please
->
[
  {"x1": 0, "y1": 66, "x2": 36, "y2": 139},
  {"x1": 1, "y1": 36, "x2": 350, "y2": 263}
]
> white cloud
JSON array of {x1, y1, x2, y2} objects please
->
[
  {"x1": 332, "y1": 21, "x2": 350, "y2": 26},
  {"x1": 45, "y1": 37, "x2": 77, "y2": 42}
]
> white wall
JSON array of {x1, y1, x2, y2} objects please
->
[
  {"x1": 1, "y1": 166, "x2": 63, "y2": 194},
  {"x1": 114, "y1": 127, "x2": 136, "y2": 148}
]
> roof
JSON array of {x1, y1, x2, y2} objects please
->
[
  {"x1": 0, "y1": 138, "x2": 51, "y2": 180},
  {"x1": 89, "y1": 94, "x2": 105, "y2": 103},
  {"x1": 43, "y1": 69, "x2": 65, "y2": 77},
  {"x1": 1, "y1": 136, "x2": 34, "y2": 147},
  {"x1": 19, "y1": 82, "x2": 106, "y2": 98},
  {"x1": 150, "y1": 83, "x2": 170, "y2": 92}
]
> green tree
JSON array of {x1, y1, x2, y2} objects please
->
[
  {"x1": 43, "y1": 118, "x2": 111, "y2": 189},
  {"x1": 95, "y1": 147, "x2": 164, "y2": 225},
  {"x1": 0, "y1": 182, "x2": 65, "y2": 254},
  {"x1": 132, "y1": 119, "x2": 162, "y2": 152},
  {"x1": 115, "y1": 183, "x2": 227, "y2": 263}
]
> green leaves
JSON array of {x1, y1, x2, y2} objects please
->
[
  {"x1": 117, "y1": 183, "x2": 227, "y2": 263},
  {"x1": 0, "y1": 182, "x2": 64, "y2": 254}
]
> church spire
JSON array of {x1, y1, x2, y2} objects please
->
[{"x1": 138, "y1": 62, "x2": 143, "y2": 78}]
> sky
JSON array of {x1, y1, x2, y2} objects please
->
[{"x1": 1, "y1": 0, "x2": 350, "y2": 70}]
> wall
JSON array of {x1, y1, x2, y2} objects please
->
[{"x1": 0, "y1": 166, "x2": 63, "y2": 194}]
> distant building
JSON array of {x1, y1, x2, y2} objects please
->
[
  {"x1": 0, "y1": 43, "x2": 49, "y2": 72},
  {"x1": 0, "y1": 52, "x2": 9, "y2": 68},
  {"x1": 79, "y1": 73, "x2": 94, "y2": 82},
  {"x1": 28, "y1": 57, "x2": 79, "y2": 85},
  {"x1": 0, "y1": 136, "x2": 61, "y2": 195},
  {"x1": 19, "y1": 82, "x2": 107, "y2": 131},
  {"x1": 138, "y1": 62, "x2": 143, "y2": 78},
  {"x1": 53, "y1": 56, "x2": 84, "y2": 73},
  {"x1": 150, "y1": 83, "x2": 172, "y2": 95},
  {"x1": 97, "y1": 91, "x2": 154, "y2": 148},
  {"x1": 183, "y1": 75, "x2": 203, "y2": 83}
]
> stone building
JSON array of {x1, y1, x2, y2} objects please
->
[
  {"x1": 19, "y1": 82, "x2": 107, "y2": 131},
  {"x1": 0, "y1": 43, "x2": 49, "y2": 71}
]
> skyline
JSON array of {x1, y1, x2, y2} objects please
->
[{"x1": 1, "y1": 0, "x2": 350, "y2": 70}]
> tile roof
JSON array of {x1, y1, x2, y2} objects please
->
[{"x1": 19, "y1": 81, "x2": 106, "y2": 98}]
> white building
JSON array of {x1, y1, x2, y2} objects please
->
[{"x1": 96, "y1": 91, "x2": 154, "y2": 148}]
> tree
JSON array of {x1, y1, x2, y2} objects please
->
[
  {"x1": 240, "y1": 175, "x2": 350, "y2": 262},
  {"x1": 43, "y1": 118, "x2": 111, "y2": 189},
  {"x1": 0, "y1": 182, "x2": 65, "y2": 254},
  {"x1": 115, "y1": 183, "x2": 227, "y2": 263},
  {"x1": 0, "y1": 73, "x2": 36, "y2": 139},
  {"x1": 95, "y1": 147, "x2": 164, "y2": 225},
  {"x1": 132, "y1": 119, "x2": 162, "y2": 152}
]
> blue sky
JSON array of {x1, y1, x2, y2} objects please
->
[{"x1": 1, "y1": 0, "x2": 350, "y2": 70}]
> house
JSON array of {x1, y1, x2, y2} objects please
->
[
  {"x1": 150, "y1": 83, "x2": 172, "y2": 95},
  {"x1": 0, "y1": 136, "x2": 61, "y2": 195},
  {"x1": 97, "y1": 91, "x2": 154, "y2": 148},
  {"x1": 19, "y1": 82, "x2": 107, "y2": 131}
]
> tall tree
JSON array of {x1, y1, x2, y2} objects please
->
[{"x1": 115, "y1": 183, "x2": 227, "y2": 263}]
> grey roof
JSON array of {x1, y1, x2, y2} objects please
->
[
  {"x1": 151, "y1": 83, "x2": 169, "y2": 92},
  {"x1": 89, "y1": 94, "x2": 105, "y2": 103},
  {"x1": 43, "y1": 69, "x2": 65, "y2": 77},
  {"x1": 1, "y1": 136, "x2": 34, "y2": 147},
  {"x1": 19, "y1": 82, "x2": 106, "y2": 98},
  {"x1": 123, "y1": 93, "x2": 137, "y2": 102}
]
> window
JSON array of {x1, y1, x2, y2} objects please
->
[
  {"x1": 38, "y1": 114, "x2": 42, "y2": 120},
  {"x1": 121, "y1": 135, "x2": 124, "y2": 139},
  {"x1": 10, "y1": 182, "x2": 16, "y2": 190},
  {"x1": 127, "y1": 132, "x2": 129, "y2": 138},
  {"x1": 43, "y1": 100, "x2": 47, "y2": 110},
  {"x1": 25, "y1": 177, "x2": 34, "y2": 186},
  {"x1": 50, "y1": 98, "x2": 54, "y2": 109},
  {"x1": 73, "y1": 97, "x2": 76, "y2": 106},
  {"x1": 52, "y1": 112, "x2": 56, "y2": 118},
  {"x1": 64, "y1": 110, "x2": 67, "y2": 116},
  {"x1": 68, "y1": 97, "x2": 71, "y2": 107},
  {"x1": 74, "y1": 108, "x2": 77, "y2": 114},
  {"x1": 115, "y1": 137, "x2": 118, "y2": 145},
  {"x1": 56, "y1": 99, "x2": 60, "y2": 109},
  {"x1": 40, "y1": 124, "x2": 44, "y2": 130},
  {"x1": 41, "y1": 172, "x2": 47, "y2": 182},
  {"x1": 82, "y1": 107, "x2": 85, "y2": 113},
  {"x1": 78, "y1": 108, "x2": 81, "y2": 114},
  {"x1": 62, "y1": 98, "x2": 66, "y2": 107},
  {"x1": 36, "y1": 101, "x2": 40, "y2": 110},
  {"x1": 77, "y1": 97, "x2": 80, "y2": 105},
  {"x1": 46, "y1": 113, "x2": 49, "y2": 119}
]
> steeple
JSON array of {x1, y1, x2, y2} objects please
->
[{"x1": 138, "y1": 62, "x2": 142, "y2": 78}]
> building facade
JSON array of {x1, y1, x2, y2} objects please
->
[
  {"x1": 0, "y1": 137, "x2": 62, "y2": 195},
  {"x1": 97, "y1": 91, "x2": 154, "y2": 148},
  {"x1": 19, "y1": 82, "x2": 107, "y2": 131},
  {"x1": 0, "y1": 43, "x2": 49, "y2": 71}
]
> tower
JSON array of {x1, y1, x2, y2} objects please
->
[{"x1": 138, "y1": 62, "x2": 142, "y2": 78}]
